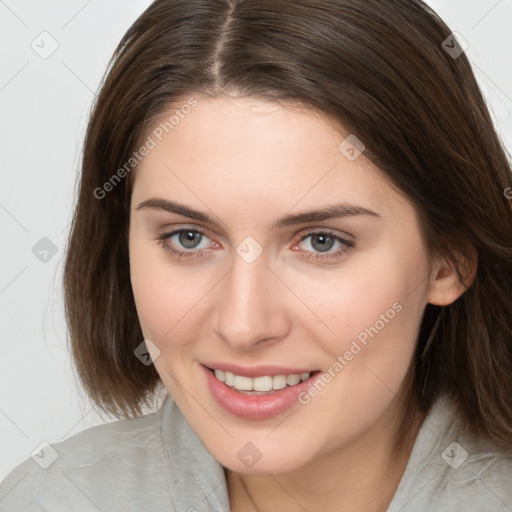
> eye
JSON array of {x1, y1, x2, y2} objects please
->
[
  {"x1": 172, "y1": 229, "x2": 208, "y2": 249},
  {"x1": 157, "y1": 228, "x2": 216, "y2": 259},
  {"x1": 294, "y1": 230, "x2": 354, "y2": 261}
]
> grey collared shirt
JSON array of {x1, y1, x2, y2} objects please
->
[{"x1": 1, "y1": 393, "x2": 511, "y2": 511}]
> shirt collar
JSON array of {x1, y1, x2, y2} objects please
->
[{"x1": 160, "y1": 393, "x2": 230, "y2": 512}]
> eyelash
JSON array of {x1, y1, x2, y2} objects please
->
[{"x1": 156, "y1": 228, "x2": 354, "y2": 262}]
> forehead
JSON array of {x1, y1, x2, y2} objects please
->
[{"x1": 131, "y1": 94, "x2": 413, "y2": 221}]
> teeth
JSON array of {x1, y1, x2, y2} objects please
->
[
  {"x1": 287, "y1": 374, "x2": 301, "y2": 386},
  {"x1": 253, "y1": 376, "x2": 273, "y2": 392},
  {"x1": 233, "y1": 375, "x2": 252, "y2": 391},
  {"x1": 213, "y1": 369, "x2": 311, "y2": 391},
  {"x1": 272, "y1": 375, "x2": 287, "y2": 390},
  {"x1": 237, "y1": 389, "x2": 275, "y2": 396}
]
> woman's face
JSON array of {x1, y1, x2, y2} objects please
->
[{"x1": 129, "y1": 94, "x2": 438, "y2": 473}]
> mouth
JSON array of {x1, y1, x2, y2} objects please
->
[
  {"x1": 202, "y1": 363, "x2": 323, "y2": 419},
  {"x1": 207, "y1": 367, "x2": 320, "y2": 395}
]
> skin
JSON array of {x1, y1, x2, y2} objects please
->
[{"x1": 128, "y1": 93, "x2": 470, "y2": 511}]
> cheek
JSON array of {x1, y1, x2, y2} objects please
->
[
  {"x1": 299, "y1": 267, "x2": 426, "y2": 446},
  {"x1": 297, "y1": 243, "x2": 428, "y2": 411},
  {"x1": 129, "y1": 234, "x2": 205, "y2": 346},
  {"x1": 296, "y1": 248, "x2": 426, "y2": 353}
]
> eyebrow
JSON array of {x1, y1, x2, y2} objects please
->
[{"x1": 136, "y1": 198, "x2": 381, "y2": 229}]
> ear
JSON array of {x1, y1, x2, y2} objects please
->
[{"x1": 427, "y1": 247, "x2": 478, "y2": 306}]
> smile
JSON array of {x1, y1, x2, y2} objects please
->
[
  {"x1": 202, "y1": 364, "x2": 322, "y2": 419},
  {"x1": 212, "y1": 369, "x2": 311, "y2": 395}
]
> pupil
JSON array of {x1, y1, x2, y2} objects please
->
[
  {"x1": 179, "y1": 231, "x2": 201, "y2": 249},
  {"x1": 312, "y1": 234, "x2": 334, "y2": 252}
]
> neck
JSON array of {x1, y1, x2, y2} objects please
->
[{"x1": 226, "y1": 397, "x2": 425, "y2": 512}]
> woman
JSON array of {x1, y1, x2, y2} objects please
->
[{"x1": 1, "y1": 0, "x2": 511, "y2": 510}]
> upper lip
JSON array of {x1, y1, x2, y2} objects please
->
[{"x1": 202, "y1": 362, "x2": 318, "y2": 378}]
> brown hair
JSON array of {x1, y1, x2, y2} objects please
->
[{"x1": 64, "y1": 0, "x2": 512, "y2": 452}]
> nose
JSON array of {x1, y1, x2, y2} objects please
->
[{"x1": 214, "y1": 250, "x2": 291, "y2": 351}]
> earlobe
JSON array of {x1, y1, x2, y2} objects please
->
[{"x1": 426, "y1": 248, "x2": 478, "y2": 306}]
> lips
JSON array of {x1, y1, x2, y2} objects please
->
[
  {"x1": 202, "y1": 363, "x2": 322, "y2": 419},
  {"x1": 211, "y1": 368, "x2": 311, "y2": 394},
  {"x1": 202, "y1": 362, "x2": 318, "y2": 378}
]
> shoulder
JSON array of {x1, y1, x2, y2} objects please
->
[
  {"x1": 389, "y1": 394, "x2": 512, "y2": 512},
  {"x1": 0, "y1": 397, "x2": 174, "y2": 512}
]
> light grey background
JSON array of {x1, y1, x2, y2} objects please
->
[{"x1": 1, "y1": 0, "x2": 511, "y2": 482}]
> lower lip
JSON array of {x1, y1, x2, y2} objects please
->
[{"x1": 202, "y1": 365, "x2": 322, "y2": 420}]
